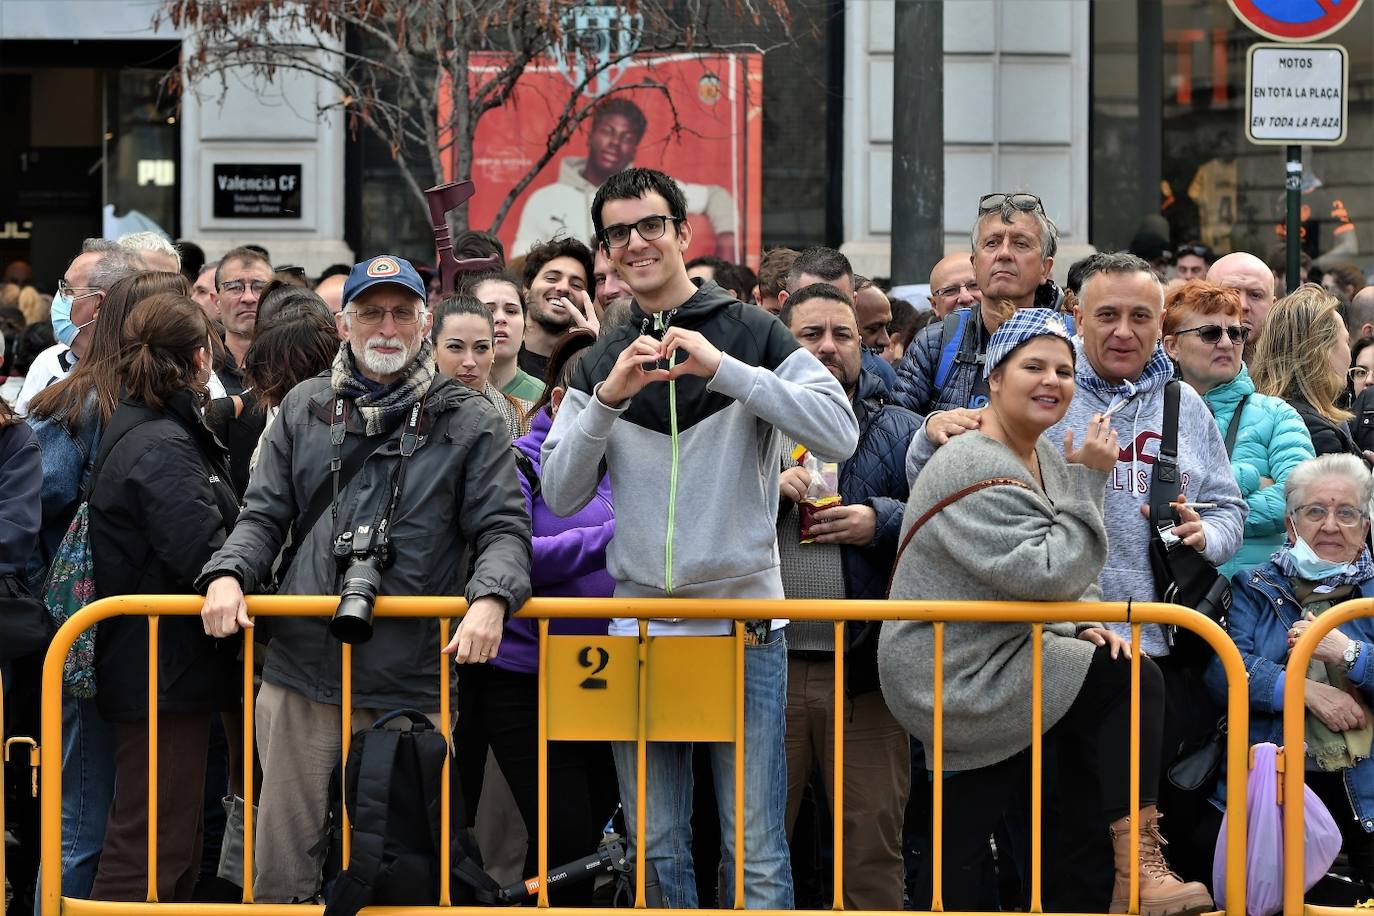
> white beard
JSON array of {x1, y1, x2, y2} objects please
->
[{"x1": 360, "y1": 334, "x2": 413, "y2": 377}]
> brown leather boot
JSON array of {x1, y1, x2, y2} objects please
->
[{"x1": 1108, "y1": 806, "x2": 1213, "y2": 916}]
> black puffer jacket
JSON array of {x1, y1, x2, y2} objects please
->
[
  {"x1": 1288, "y1": 395, "x2": 1362, "y2": 459},
  {"x1": 837, "y1": 368, "x2": 921, "y2": 692},
  {"x1": 90, "y1": 391, "x2": 240, "y2": 723},
  {"x1": 197, "y1": 372, "x2": 531, "y2": 711},
  {"x1": 891, "y1": 305, "x2": 991, "y2": 415}
]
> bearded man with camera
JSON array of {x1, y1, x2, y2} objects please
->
[{"x1": 197, "y1": 254, "x2": 531, "y2": 903}]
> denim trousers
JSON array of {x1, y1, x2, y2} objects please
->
[
  {"x1": 612, "y1": 628, "x2": 794, "y2": 909},
  {"x1": 40, "y1": 694, "x2": 117, "y2": 908}
]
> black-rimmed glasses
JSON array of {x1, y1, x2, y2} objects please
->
[
  {"x1": 601, "y1": 214, "x2": 682, "y2": 249},
  {"x1": 1175, "y1": 324, "x2": 1248, "y2": 346}
]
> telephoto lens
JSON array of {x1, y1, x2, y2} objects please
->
[{"x1": 330, "y1": 556, "x2": 382, "y2": 643}]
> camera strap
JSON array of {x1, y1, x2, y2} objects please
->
[{"x1": 328, "y1": 394, "x2": 427, "y2": 545}]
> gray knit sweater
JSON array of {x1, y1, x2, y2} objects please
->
[{"x1": 879, "y1": 430, "x2": 1110, "y2": 772}]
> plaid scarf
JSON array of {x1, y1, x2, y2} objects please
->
[
  {"x1": 1074, "y1": 341, "x2": 1175, "y2": 401},
  {"x1": 1273, "y1": 541, "x2": 1374, "y2": 593},
  {"x1": 330, "y1": 338, "x2": 436, "y2": 435}
]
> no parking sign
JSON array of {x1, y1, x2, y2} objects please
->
[{"x1": 1228, "y1": 0, "x2": 1365, "y2": 41}]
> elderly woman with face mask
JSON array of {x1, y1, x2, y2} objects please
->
[{"x1": 1205, "y1": 454, "x2": 1374, "y2": 883}]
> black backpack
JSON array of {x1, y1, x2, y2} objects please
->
[{"x1": 323, "y1": 710, "x2": 502, "y2": 915}]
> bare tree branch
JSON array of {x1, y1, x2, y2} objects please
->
[{"x1": 162, "y1": 0, "x2": 794, "y2": 237}]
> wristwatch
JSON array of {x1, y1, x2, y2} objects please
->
[{"x1": 1344, "y1": 639, "x2": 1362, "y2": 671}]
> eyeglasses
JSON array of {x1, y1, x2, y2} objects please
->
[
  {"x1": 56, "y1": 279, "x2": 100, "y2": 300},
  {"x1": 1351, "y1": 366, "x2": 1370, "y2": 382},
  {"x1": 348, "y1": 304, "x2": 423, "y2": 326},
  {"x1": 601, "y1": 214, "x2": 681, "y2": 248},
  {"x1": 1175, "y1": 324, "x2": 1248, "y2": 346},
  {"x1": 1292, "y1": 504, "x2": 1368, "y2": 528},
  {"x1": 220, "y1": 279, "x2": 269, "y2": 299},
  {"x1": 933, "y1": 280, "x2": 980, "y2": 299},
  {"x1": 978, "y1": 193, "x2": 1044, "y2": 215}
]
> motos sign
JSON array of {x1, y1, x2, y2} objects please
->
[{"x1": 1245, "y1": 43, "x2": 1348, "y2": 145}]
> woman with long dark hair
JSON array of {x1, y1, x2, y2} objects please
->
[
  {"x1": 87, "y1": 293, "x2": 239, "y2": 901},
  {"x1": 24, "y1": 270, "x2": 191, "y2": 901}
]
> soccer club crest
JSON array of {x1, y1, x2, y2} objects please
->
[{"x1": 550, "y1": 4, "x2": 643, "y2": 99}]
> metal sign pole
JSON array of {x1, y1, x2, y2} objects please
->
[{"x1": 1285, "y1": 145, "x2": 1301, "y2": 293}]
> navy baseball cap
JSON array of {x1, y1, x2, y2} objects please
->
[{"x1": 342, "y1": 255, "x2": 427, "y2": 307}]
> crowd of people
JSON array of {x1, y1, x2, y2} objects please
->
[{"x1": 2, "y1": 168, "x2": 1374, "y2": 916}]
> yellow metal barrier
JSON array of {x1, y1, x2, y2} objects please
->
[
  {"x1": 39, "y1": 595, "x2": 1250, "y2": 916},
  {"x1": 1283, "y1": 596, "x2": 1374, "y2": 916}
]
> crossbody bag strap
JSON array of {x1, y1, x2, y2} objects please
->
[
  {"x1": 1223, "y1": 393, "x2": 1248, "y2": 457},
  {"x1": 1150, "y1": 380, "x2": 1183, "y2": 528},
  {"x1": 887, "y1": 476, "x2": 1033, "y2": 596}
]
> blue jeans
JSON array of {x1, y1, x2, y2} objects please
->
[
  {"x1": 612, "y1": 629, "x2": 793, "y2": 909},
  {"x1": 37, "y1": 694, "x2": 116, "y2": 907}
]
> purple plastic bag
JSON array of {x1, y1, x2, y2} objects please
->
[{"x1": 1213, "y1": 743, "x2": 1342, "y2": 916}]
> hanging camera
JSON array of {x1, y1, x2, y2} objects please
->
[{"x1": 330, "y1": 522, "x2": 393, "y2": 644}]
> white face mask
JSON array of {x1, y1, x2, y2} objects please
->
[{"x1": 1288, "y1": 534, "x2": 1356, "y2": 582}]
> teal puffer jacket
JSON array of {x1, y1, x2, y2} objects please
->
[{"x1": 1203, "y1": 365, "x2": 1315, "y2": 578}]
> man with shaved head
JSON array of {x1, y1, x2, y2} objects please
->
[
  {"x1": 1347, "y1": 286, "x2": 1374, "y2": 342},
  {"x1": 926, "y1": 252, "x2": 982, "y2": 318},
  {"x1": 1207, "y1": 252, "x2": 1275, "y2": 362}
]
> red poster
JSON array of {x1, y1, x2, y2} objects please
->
[{"x1": 460, "y1": 52, "x2": 763, "y2": 268}]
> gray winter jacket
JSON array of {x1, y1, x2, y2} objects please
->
[
  {"x1": 880, "y1": 431, "x2": 1108, "y2": 772},
  {"x1": 197, "y1": 373, "x2": 532, "y2": 710}
]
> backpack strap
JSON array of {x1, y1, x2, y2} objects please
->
[
  {"x1": 932, "y1": 311, "x2": 969, "y2": 394},
  {"x1": 324, "y1": 729, "x2": 402, "y2": 916},
  {"x1": 1223, "y1": 394, "x2": 1247, "y2": 458},
  {"x1": 887, "y1": 476, "x2": 1032, "y2": 595}
]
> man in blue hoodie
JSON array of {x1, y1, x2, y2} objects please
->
[{"x1": 541, "y1": 168, "x2": 859, "y2": 909}]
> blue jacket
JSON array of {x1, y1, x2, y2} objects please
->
[
  {"x1": 1205, "y1": 562, "x2": 1374, "y2": 830},
  {"x1": 0, "y1": 421, "x2": 42, "y2": 578},
  {"x1": 1201, "y1": 366, "x2": 1315, "y2": 579},
  {"x1": 25, "y1": 404, "x2": 100, "y2": 588},
  {"x1": 891, "y1": 305, "x2": 987, "y2": 415},
  {"x1": 836, "y1": 367, "x2": 921, "y2": 693},
  {"x1": 862, "y1": 349, "x2": 896, "y2": 395},
  {"x1": 841, "y1": 367, "x2": 922, "y2": 599}
]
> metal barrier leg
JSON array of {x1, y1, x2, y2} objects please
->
[
  {"x1": 440, "y1": 617, "x2": 452, "y2": 907},
  {"x1": 146, "y1": 615, "x2": 160, "y2": 903},
  {"x1": 537, "y1": 619, "x2": 551, "y2": 909},
  {"x1": 1030, "y1": 623, "x2": 1043, "y2": 914},
  {"x1": 832, "y1": 620, "x2": 845, "y2": 911},
  {"x1": 635, "y1": 619, "x2": 648, "y2": 909},
  {"x1": 733, "y1": 624, "x2": 744, "y2": 910},
  {"x1": 1129, "y1": 623, "x2": 1142, "y2": 916},
  {"x1": 242, "y1": 625, "x2": 255, "y2": 902},
  {"x1": 931, "y1": 620, "x2": 944, "y2": 913}
]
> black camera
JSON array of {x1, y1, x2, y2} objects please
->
[{"x1": 330, "y1": 523, "x2": 391, "y2": 644}]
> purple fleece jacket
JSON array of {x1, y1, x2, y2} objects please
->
[{"x1": 493, "y1": 407, "x2": 613, "y2": 675}]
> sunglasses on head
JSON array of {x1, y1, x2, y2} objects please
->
[
  {"x1": 1176, "y1": 324, "x2": 1248, "y2": 345},
  {"x1": 978, "y1": 192, "x2": 1044, "y2": 215},
  {"x1": 1175, "y1": 244, "x2": 1210, "y2": 260}
]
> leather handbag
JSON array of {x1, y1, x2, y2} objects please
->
[
  {"x1": 1167, "y1": 715, "x2": 1226, "y2": 791},
  {"x1": 1148, "y1": 381, "x2": 1232, "y2": 662},
  {"x1": 0, "y1": 573, "x2": 52, "y2": 665}
]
